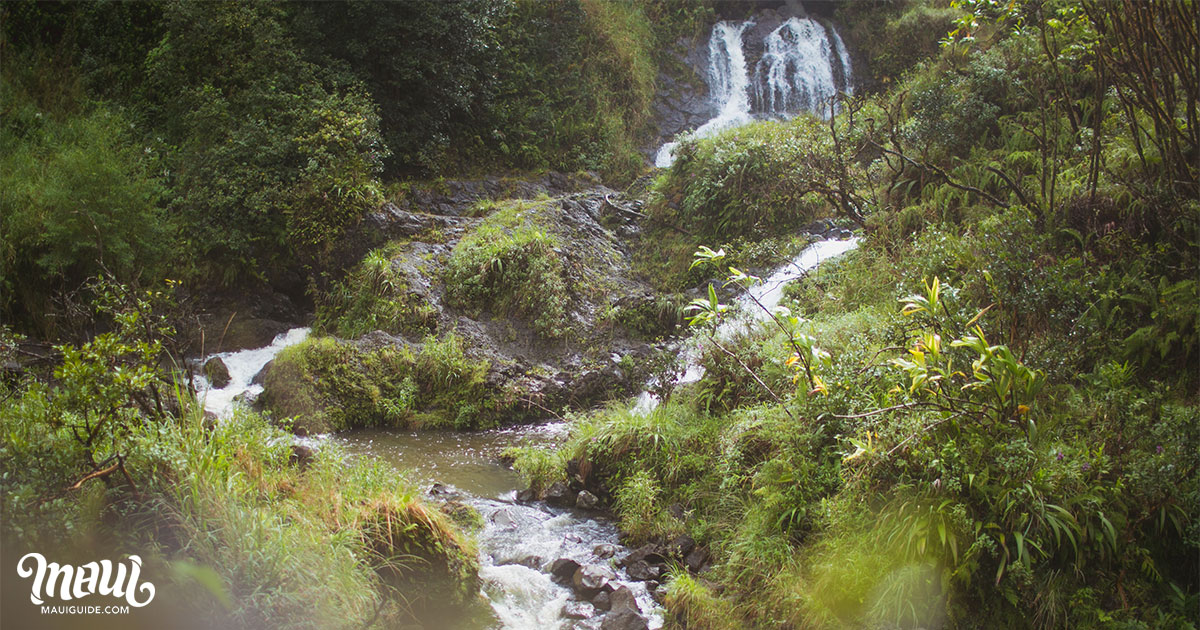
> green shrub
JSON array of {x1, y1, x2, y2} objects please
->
[
  {"x1": 315, "y1": 244, "x2": 437, "y2": 338},
  {"x1": 443, "y1": 201, "x2": 569, "y2": 339},
  {"x1": 0, "y1": 62, "x2": 168, "y2": 332},
  {"x1": 145, "y1": 1, "x2": 385, "y2": 282}
]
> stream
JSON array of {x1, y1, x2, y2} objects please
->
[
  {"x1": 189, "y1": 13, "x2": 859, "y2": 624},
  {"x1": 193, "y1": 237, "x2": 857, "y2": 629}
]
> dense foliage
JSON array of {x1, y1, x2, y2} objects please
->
[
  {"x1": 2, "y1": 0, "x2": 1196, "y2": 628},
  {"x1": 522, "y1": 0, "x2": 1199, "y2": 627},
  {"x1": 0, "y1": 0, "x2": 706, "y2": 333}
]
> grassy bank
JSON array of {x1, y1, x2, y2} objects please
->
[{"x1": 0, "y1": 301, "x2": 481, "y2": 627}]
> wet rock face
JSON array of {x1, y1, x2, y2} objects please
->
[
  {"x1": 263, "y1": 183, "x2": 675, "y2": 434},
  {"x1": 650, "y1": 37, "x2": 716, "y2": 154},
  {"x1": 392, "y1": 172, "x2": 598, "y2": 217}
]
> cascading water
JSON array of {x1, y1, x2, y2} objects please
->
[
  {"x1": 194, "y1": 327, "x2": 310, "y2": 417},
  {"x1": 655, "y1": 13, "x2": 853, "y2": 168},
  {"x1": 335, "y1": 426, "x2": 664, "y2": 630},
  {"x1": 655, "y1": 21, "x2": 754, "y2": 167},
  {"x1": 754, "y1": 17, "x2": 853, "y2": 115},
  {"x1": 632, "y1": 237, "x2": 858, "y2": 415}
]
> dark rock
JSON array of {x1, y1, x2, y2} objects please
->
[
  {"x1": 620, "y1": 544, "x2": 667, "y2": 568},
  {"x1": 572, "y1": 564, "x2": 617, "y2": 598},
  {"x1": 667, "y1": 534, "x2": 696, "y2": 559},
  {"x1": 545, "y1": 481, "x2": 578, "y2": 507},
  {"x1": 250, "y1": 360, "x2": 272, "y2": 386},
  {"x1": 608, "y1": 586, "x2": 640, "y2": 616},
  {"x1": 516, "y1": 488, "x2": 536, "y2": 503},
  {"x1": 625, "y1": 560, "x2": 660, "y2": 582},
  {"x1": 601, "y1": 610, "x2": 649, "y2": 630},
  {"x1": 592, "y1": 590, "x2": 612, "y2": 611},
  {"x1": 563, "y1": 601, "x2": 595, "y2": 620},
  {"x1": 289, "y1": 443, "x2": 315, "y2": 470},
  {"x1": 575, "y1": 490, "x2": 600, "y2": 510},
  {"x1": 667, "y1": 502, "x2": 686, "y2": 521},
  {"x1": 203, "y1": 357, "x2": 231, "y2": 388},
  {"x1": 217, "y1": 318, "x2": 291, "y2": 353},
  {"x1": 550, "y1": 558, "x2": 582, "y2": 583},
  {"x1": 685, "y1": 546, "x2": 711, "y2": 573}
]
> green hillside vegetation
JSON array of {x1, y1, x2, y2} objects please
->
[
  {"x1": 520, "y1": 1, "x2": 1199, "y2": 627},
  {"x1": 0, "y1": 0, "x2": 1195, "y2": 627}
]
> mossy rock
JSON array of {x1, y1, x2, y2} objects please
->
[{"x1": 260, "y1": 334, "x2": 517, "y2": 433}]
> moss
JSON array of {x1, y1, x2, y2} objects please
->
[
  {"x1": 261, "y1": 333, "x2": 515, "y2": 433},
  {"x1": 358, "y1": 497, "x2": 480, "y2": 610}
]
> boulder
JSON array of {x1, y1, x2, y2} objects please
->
[
  {"x1": 592, "y1": 590, "x2": 612, "y2": 611},
  {"x1": 550, "y1": 558, "x2": 582, "y2": 583},
  {"x1": 250, "y1": 360, "x2": 272, "y2": 386},
  {"x1": 601, "y1": 610, "x2": 649, "y2": 630},
  {"x1": 608, "y1": 586, "x2": 640, "y2": 616},
  {"x1": 575, "y1": 490, "x2": 600, "y2": 510},
  {"x1": 593, "y1": 544, "x2": 619, "y2": 559},
  {"x1": 572, "y1": 565, "x2": 617, "y2": 598},
  {"x1": 685, "y1": 546, "x2": 711, "y2": 573},
  {"x1": 625, "y1": 560, "x2": 658, "y2": 582},
  {"x1": 203, "y1": 357, "x2": 231, "y2": 388},
  {"x1": 620, "y1": 544, "x2": 667, "y2": 568},
  {"x1": 667, "y1": 534, "x2": 696, "y2": 559},
  {"x1": 563, "y1": 600, "x2": 595, "y2": 620},
  {"x1": 289, "y1": 443, "x2": 315, "y2": 470},
  {"x1": 545, "y1": 481, "x2": 578, "y2": 507}
]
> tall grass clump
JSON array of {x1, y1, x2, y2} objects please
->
[
  {"x1": 444, "y1": 200, "x2": 570, "y2": 339},
  {"x1": 314, "y1": 243, "x2": 437, "y2": 338}
]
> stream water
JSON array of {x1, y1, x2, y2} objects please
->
[
  {"x1": 334, "y1": 426, "x2": 662, "y2": 630},
  {"x1": 192, "y1": 238, "x2": 857, "y2": 628}
]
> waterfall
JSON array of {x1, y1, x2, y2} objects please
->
[
  {"x1": 655, "y1": 14, "x2": 853, "y2": 168},
  {"x1": 754, "y1": 17, "x2": 853, "y2": 116},
  {"x1": 655, "y1": 21, "x2": 755, "y2": 168}
]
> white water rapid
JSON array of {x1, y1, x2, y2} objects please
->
[
  {"x1": 655, "y1": 14, "x2": 853, "y2": 168},
  {"x1": 193, "y1": 327, "x2": 310, "y2": 417},
  {"x1": 633, "y1": 237, "x2": 858, "y2": 415}
]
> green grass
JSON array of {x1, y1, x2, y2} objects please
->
[
  {"x1": 444, "y1": 199, "x2": 570, "y2": 339},
  {"x1": 1, "y1": 386, "x2": 480, "y2": 628},
  {"x1": 314, "y1": 242, "x2": 438, "y2": 338}
]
